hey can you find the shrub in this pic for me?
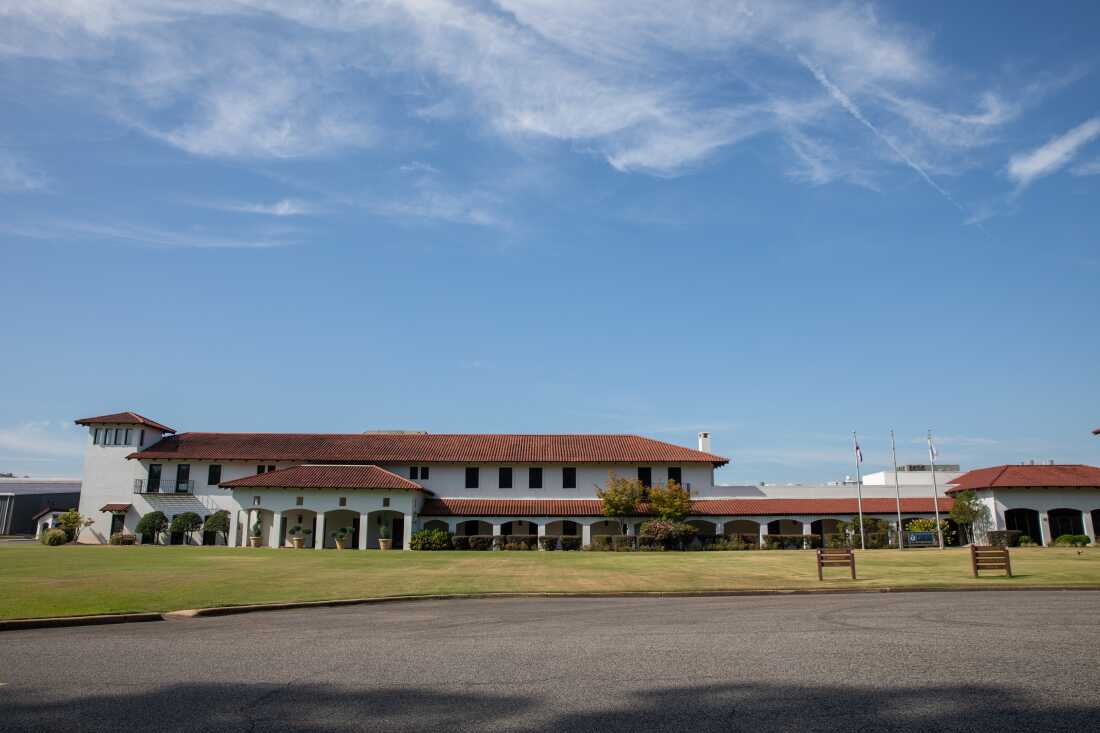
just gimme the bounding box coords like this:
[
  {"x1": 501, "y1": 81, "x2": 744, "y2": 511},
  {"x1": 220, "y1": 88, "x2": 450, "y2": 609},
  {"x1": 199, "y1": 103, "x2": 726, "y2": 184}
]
[
  {"x1": 763, "y1": 534, "x2": 809, "y2": 550},
  {"x1": 1054, "y1": 534, "x2": 1091, "y2": 547},
  {"x1": 468, "y1": 535, "x2": 493, "y2": 551},
  {"x1": 55, "y1": 509, "x2": 93, "y2": 543},
  {"x1": 539, "y1": 536, "x2": 559, "y2": 551},
  {"x1": 987, "y1": 530, "x2": 1023, "y2": 548},
  {"x1": 136, "y1": 511, "x2": 169, "y2": 545},
  {"x1": 410, "y1": 528, "x2": 452, "y2": 551},
  {"x1": 41, "y1": 528, "x2": 68, "y2": 546},
  {"x1": 451, "y1": 535, "x2": 470, "y2": 550},
  {"x1": 109, "y1": 532, "x2": 135, "y2": 545},
  {"x1": 638, "y1": 520, "x2": 697, "y2": 550},
  {"x1": 1018, "y1": 535, "x2": 1036, "y2": 547},
  {"x1": 904, "y1": 518, "x2": 956, "y2": 547},
  {"x1": 611, "y1": 535, "x2": 636, "y2": 551},
  {"x1": 560, "y1": 536, "x2": 582, "y2": 551},
  {"x1": 170, "y1": 512, "x2": 203, "y2": 543},
  {"x1": 503, "y1": 537, "x2": 536, "y2": 551}
]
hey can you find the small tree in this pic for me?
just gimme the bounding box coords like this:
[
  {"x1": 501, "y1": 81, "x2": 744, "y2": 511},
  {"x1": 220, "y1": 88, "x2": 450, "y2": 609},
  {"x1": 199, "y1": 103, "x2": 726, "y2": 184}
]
[
  {"x1": 203, "y1": 510, "x2": 231, "y2": 545},
  {"x1": 136, "y1": 511, "x2": 169, "y2": 545},
  {"x1": 948, "y1": 490, "x2": 990, "y2": 545},
  {"x1": 170, "y1": 512, "x2": 203, "y2": 545},
  {"x1": 835, "y1": 516, "x2": 893, "y2": 549},
  {"x1": 647, "y1": 480, "x2": 693, "y2": 522},
  {"x1": 596, "y1": 472, "x2": 642, "y2": 534},
  {"x1": 55, "y1": 508, "x2": 94, "y2": 543}
]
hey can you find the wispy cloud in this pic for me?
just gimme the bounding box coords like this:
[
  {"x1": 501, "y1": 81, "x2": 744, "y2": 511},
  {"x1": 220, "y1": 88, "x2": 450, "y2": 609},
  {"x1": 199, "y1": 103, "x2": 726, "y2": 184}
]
[
  {"x1": 5, "y1": 220, "x2": 293, "y2": 249},
  {"x1": 204, "y1": 198, "x2": 317, "y2": 217},
  {"x1": 1008, "y1": 116, "x2": 1100, "y2": 188},
  {"x1": 0, "y1": 151, "x2": 49, "y2": 192},
  {"x1": 400, "y1": 161, "x2": 440, "y2": 175},
  {"x1": 0, "y1": 421, "x2": 84, "y2": 460}
]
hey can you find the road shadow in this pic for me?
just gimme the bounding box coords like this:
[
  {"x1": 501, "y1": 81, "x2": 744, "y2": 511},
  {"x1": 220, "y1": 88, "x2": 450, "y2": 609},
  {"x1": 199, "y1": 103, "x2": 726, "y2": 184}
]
[{"x1": 1, "y1": 680, "x2": 1094, "y2": 732}]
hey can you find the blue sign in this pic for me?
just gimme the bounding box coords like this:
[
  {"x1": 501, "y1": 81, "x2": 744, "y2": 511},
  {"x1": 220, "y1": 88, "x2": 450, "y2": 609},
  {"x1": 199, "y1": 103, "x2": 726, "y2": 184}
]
[{"x1": 907, "y1": 531, "x2": 937, "y2": 547}]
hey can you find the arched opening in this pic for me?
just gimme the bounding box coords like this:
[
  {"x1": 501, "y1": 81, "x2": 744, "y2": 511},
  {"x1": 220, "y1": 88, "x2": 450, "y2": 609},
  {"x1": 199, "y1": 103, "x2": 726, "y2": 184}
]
[
  {"x1": 1004, "y1": 508, "x2": 1041, "y2": 545},
  {"x1": 284, "y1": 509, "x2": 318, "y2": 548},
  {"x1": 686, "y1": 520, "x2": 717, "y2": 536},
  {"x1": 455, "y1": 520, "x2": 492, "y2": 537},
  {"x1": 545, "y1": 520, "x2": 579, "y2": 537},
  {"x1": 423, "y1": 519, "x2": 450, "y2": 533},
  {"x1": 723, "y1": 519, "x2": 760, "y2": 546},
  {"x1": 1048, "y1": 508, "x2": 1084, "y2": 541},
  {"x1": 811, "y1": 518, "x2": 843, "y2": 546},
  {"x1": 365, "y1": 510, "x2": 404, "y2": 548},
  {"x1": 321, "y1": 509, "x2": 360, "y2": 549},
  {"x1": 589, "y1": 519, "x2": 623, "y2": 536},
  {"x1": 501, "y1": 520, "x2": 537, "y2": 537},
  {"x1": 767, "y1": 519, "x2": 802, "y2": 535}
]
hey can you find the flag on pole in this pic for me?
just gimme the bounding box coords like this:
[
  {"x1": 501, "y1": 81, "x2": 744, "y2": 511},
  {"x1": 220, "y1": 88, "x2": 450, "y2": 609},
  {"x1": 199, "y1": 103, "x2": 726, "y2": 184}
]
[
  {"x1": 927, "y1": 435, "x2": 938, "y2": 462},
  {"x1": 854, "y1": 437, "x2": 863, "y2": 464}
]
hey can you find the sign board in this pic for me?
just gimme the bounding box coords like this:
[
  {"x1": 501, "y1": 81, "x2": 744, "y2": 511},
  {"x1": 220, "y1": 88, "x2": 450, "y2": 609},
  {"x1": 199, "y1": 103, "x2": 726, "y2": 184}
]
[{"x1": 907, "y1": 531, "x2": 938, "y2": 547}]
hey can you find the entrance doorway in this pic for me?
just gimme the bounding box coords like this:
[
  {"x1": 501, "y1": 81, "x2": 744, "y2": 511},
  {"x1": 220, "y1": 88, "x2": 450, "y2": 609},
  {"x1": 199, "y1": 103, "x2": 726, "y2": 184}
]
[
  {"x1": 110, "y1": 513, "x2": 125, "y2": 536},
  {"x1": 1048, "y1": 509, "x2": 1084, "y2": 540},
  {"x1": 391, "y1": 517, "x2": 403, "y2": 548},
  {"x1": 1004, "y1": 508, "x2": 1041, "y2": 544}
]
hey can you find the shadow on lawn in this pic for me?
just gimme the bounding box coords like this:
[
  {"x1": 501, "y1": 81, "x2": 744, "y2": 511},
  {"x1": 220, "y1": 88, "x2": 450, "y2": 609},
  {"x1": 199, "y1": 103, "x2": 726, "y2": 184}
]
[{"x1": 2, "y1": 679, "x2": 1094, "y2": 732}]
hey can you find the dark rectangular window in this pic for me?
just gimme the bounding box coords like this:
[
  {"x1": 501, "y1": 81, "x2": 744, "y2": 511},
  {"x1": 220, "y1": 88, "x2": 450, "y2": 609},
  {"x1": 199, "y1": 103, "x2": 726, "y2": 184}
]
[
  {"x1": 638, "y1": 467, "x2": 652, "y2": 487},
  {"x1": 267, "y1": 465, "x2": 275, "y2": 473},
  {"x1": 420, "y1": 466, "x2": 429, "y2": 480},
  {"x1": 529, "y1": 467, "x2": 543, "y2": 489},
  {"x1": 562, "y1": 467, "x2": 577, "y2": 489},
  {"x1": 410, "y1": 466, "x2": 419, "y2": 479},
  {"x1": 499, "y1": 467, "x2": 513, "y2": 489},
  {"x1": 139, "y1": 430, "x2": 144, "y2": 446},
  {"x1": 465, "y1": 467, "x2": 479, "y2": 489},
  {"x1": 176, "y1": 464, "x2": 190, "y2": 492},
  {"x1": 93, "y1": 428, "x2": 101, "y2": 444},
  {"x1": 257, "y1": 465, "x2": 266, "y2": 474},
  {"x1": 148, "y1": 464, "x2": 162, "y2": 492},
  {"x1": 668, "y1": 467, "x2": 682, "y2": 485},
  {"x1": 124, "y1": 429, "x2": 132, "y2": 444},
  {"x1": 208, "y1": 464, "x2": 222, "y2": 485},
  {"x1": 105, "y1": 429, "x2": 115, "y2": 445}
]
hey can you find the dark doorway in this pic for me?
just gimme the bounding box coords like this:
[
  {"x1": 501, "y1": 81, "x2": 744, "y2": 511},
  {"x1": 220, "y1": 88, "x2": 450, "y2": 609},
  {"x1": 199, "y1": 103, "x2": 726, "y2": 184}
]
[
  {"x1": 202, "y1": 531, "x2": 217, "y2": 546},
  {"x1": 175, "y1": 464, "x2": 190, "y2": 493},
  {"x1": 1092, "y1": 510, "x2": 1100, "y2": 541},
  {"x1": 391, "y1": 517, "x2": 404, "y2": 548},
  {"x1": 110, "y1": 513, "x2": 125, "y2": 536},
  {"x1": 352, "y1": 517, "x2": 361, "y2": 549},
  {"x1": 1004, "y1": 508, "x2": 1042, "y2": 544},
  {"x1": 560, "y1": 520, "x2": 578, "y2": 536},
  {"x1": 169, "y1": 531, "x2": 184, "y2": 545},
  {"x1": 1048, "y1": 508, "x2": 1084, "y2": 540}
]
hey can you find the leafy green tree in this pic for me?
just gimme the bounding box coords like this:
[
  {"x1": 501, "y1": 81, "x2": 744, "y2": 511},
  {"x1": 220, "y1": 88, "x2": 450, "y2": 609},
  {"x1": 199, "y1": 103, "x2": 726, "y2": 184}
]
[
  {"x1": 170, "y1": 512, "x2": 203, "y2": 544},
  {"x1": 55, "y1": 509, "x2": 93, "y2": 543},
  {"x1": 905, "y1": 518, "x2": 956, "y2": 546},
  {"x1": 203, "y1": 510, "x2": 231, "y2": 545},
  {"x1": 136, "y1": 510, "x2": 169, "y2": 545},
  {"x1": 646, "y1": 480, "x2": 693, "y2": 522},
  {"x1": 948, "y1": 490, "x2": 990, "y2": 545},
  {"x1": 596, "y1": 472, "x2": 642, "y2": 534},
  {"x1": 835, "y1": 516, "x2": 894, "y2": 549}
]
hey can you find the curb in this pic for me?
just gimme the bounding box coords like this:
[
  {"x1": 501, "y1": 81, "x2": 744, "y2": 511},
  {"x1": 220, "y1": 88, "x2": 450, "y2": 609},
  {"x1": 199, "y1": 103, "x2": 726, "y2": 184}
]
[{"x1": 6, "y1": 585, "x2": 1100, "y2": 631}]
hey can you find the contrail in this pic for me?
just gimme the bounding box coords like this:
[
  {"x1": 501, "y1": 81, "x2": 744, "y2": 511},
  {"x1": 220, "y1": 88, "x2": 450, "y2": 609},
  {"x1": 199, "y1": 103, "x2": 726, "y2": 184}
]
[{"x1": 798, "y1": 55, "x2": 964, "y2": 212}]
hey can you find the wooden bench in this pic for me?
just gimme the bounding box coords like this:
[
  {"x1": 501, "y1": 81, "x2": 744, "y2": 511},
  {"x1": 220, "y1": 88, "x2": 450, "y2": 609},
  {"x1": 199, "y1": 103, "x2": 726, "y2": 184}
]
[
  {"x1": 971, "y1": 545, "x2": 1012, "y2": 577},
  {"x1": 817, "y1": 547, "x2": 856, "y2": 580}
]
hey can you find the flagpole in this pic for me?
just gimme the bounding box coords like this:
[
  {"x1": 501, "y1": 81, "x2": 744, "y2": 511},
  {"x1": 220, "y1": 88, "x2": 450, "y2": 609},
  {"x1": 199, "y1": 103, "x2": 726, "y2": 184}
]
[
  {"x1": 928, "y1": 429, "x2": 944, "y2": 549},
  {"x1": 853, "y1": 431, "x2": 865, "y2": 551},
  {"x1": 891, "y1": 429, "x2": 904, "y2": 550}
]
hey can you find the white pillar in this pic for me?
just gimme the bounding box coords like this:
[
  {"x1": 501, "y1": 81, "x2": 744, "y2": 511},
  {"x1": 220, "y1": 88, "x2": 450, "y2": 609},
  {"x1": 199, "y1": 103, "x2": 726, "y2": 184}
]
[
  {"x1": 245, "y1": 509, "x2": 256, "y2": 546},
  {"x1": 358, "y1": 512, "x2": 369, "y2": 550},
  {"x1": 802, "y1": 519, "x2": 813, "y2": 549},
  {"x1": 490, "y1": 521, "x2": 502, "y2": 549},
  {"x1": 713, "y1": 520, "x2": 724, "y2": 536},
  {"x1": 402, "y1": 514, "x2": 413, "y2": 549},
  {"x1": 581, "y1": 522, "x2": 592, "y2": 547},
  {"x1": 1039, "y1": 510, "x2": 1051, "y2": 546},
  {"x1": 228, "y1": 511, "x2": 239, "y2": 548},
  {"x1": 1083, "y1": 510, "x2": 1096, "y2": 542},
  {"x1": 759, "y1": 520, "x2": 768, "y2": 548},
  {"x1": 315, "y1": 512, "x2": 326, "y2": 550},
  {"x1": 269, "y1": 511, "x2": 283, "y2": 548}
]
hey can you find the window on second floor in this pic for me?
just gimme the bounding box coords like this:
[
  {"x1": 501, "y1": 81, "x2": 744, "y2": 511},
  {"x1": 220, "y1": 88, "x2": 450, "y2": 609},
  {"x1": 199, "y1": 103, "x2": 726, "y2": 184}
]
[
  {"x1": 410, "y1": 466, "x2": 430, "y2": 480},
  {"x1": 465, "y1": 467, "x2": 479, "y2": 489},
  {"x1": 208, "y1": 464, "x2": 222, "y2": 485},
  {"x1": 668, "y1": 466, "x2": 682, "y2": 486},
  {"x1": 562, "y1": 467, "x2": 577, "y2": 489},
  {"x1": 499, "y1": 467, "x2": 513, "y2": 489},
  {"x1": 529, "y1": 467, "x2": 543, "y2": 489},
  {"x1": 257, "y1": 464, "x2": 275, "y2": 474},
  {"x1": 93, "y1": 428, "x2": 101, "y2": 445},
  {"x1": 638, "y1": 467, "x2": 652, "y2": 487},
  {"x1": 420, "y1": 466, "x2": 429, "y2": 480},
  {"x1": 124, "y1": 429, "x2": 132, "y2": 445}
]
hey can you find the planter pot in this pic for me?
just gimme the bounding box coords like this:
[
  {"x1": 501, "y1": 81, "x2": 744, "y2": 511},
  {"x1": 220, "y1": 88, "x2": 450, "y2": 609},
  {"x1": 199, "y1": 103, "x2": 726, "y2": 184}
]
[
  {"x1": 335, "y1": 539, "x2": 347, "y2": 550},
  {"x1": 378, "y1": 539, "x2": 393, "y2": 551},
  {"x1": 249, "y1": 536, "x2": 263, "y2": 548},
  {"x1": 291, "y1": 537, "x2": 305, "y2": 549}
]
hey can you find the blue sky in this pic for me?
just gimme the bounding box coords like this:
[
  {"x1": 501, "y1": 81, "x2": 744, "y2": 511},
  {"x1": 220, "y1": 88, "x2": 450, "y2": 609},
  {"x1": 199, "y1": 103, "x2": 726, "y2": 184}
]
[{"x1": 1, "y1": 1, "x2": 1098, "y2": 482}]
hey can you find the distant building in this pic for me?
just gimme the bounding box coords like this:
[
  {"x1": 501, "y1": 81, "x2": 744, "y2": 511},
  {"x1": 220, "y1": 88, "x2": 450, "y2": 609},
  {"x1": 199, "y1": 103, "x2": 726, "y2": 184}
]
[{"x1": 0, "y1": 479, "x2": 82, "y2": 536}]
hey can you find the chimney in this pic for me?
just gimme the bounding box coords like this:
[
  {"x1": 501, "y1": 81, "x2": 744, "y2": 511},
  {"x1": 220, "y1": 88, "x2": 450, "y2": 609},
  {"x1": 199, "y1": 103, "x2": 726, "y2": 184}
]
[{"x1": 698, "y1": 431, "x2": 711, "y2": 453}]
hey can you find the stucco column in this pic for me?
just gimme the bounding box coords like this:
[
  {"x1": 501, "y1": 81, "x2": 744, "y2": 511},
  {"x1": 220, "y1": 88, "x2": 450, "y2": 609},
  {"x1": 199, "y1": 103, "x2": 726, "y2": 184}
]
[
  {"x1": 1084, "y1": 511, "x2": 1096, "y2": 541},
  {"x1": 490, "y1": 521, "x2": 502, "y2": 549},
  {"x1": 269, "y1": 511, "x2": 283, "y2": 548},
  {"x1": 245, "y1": 509, "x2": 256, "y2": 546},
  {"x1": 403, "y1": 514, "x2": 413, "y2": 550},
  {"x1": 758, "y1": 520, "x2": 768, "y2": 548},
  {"x1": 315, "y1": 512, "x2": 326, "y2": 550},
  {"x1": 802, "y1": 520, "x2": 813, "y2": 549},
  {"x1": 358, "y1": 513, "x2": 369, "y2": 550},
  {"x1": 713, "y1": 520, "x2": 724, "y2": 536},
  {"x1": 228, "y1": 511, "x2": 239, "y2": 548},
  {"x1": 1039, "y1": 511, "x2": 1051, "y2": 546},
  {"x1": 581, "y1": 522, "x2": 592, "y2": 547}
]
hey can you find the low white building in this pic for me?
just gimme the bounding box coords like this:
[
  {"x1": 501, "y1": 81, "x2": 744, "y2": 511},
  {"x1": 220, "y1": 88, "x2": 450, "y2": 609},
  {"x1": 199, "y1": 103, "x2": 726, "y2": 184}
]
[{"x1": 73, "y1": 410, "x2": 1099, "y2": 548}]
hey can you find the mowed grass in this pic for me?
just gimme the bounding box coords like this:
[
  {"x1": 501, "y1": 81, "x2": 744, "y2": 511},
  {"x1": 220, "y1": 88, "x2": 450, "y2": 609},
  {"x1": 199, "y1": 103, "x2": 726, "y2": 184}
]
[{"x1": 2, "y1": 544, "x2": 1099, "y2": 620}]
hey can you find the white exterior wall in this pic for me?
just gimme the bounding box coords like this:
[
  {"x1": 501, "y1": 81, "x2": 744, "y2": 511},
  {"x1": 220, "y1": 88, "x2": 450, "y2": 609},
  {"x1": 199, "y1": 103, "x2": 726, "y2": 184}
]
[
  {"x1": 76, "y1": 424, "x2": 156, "y2": 543},
  {"x1": 706, "y1": 482, "x2": 953, "y2": 500},
  {"x1": 990, "y1": 487, "x2": 1100, "y2": 545}
]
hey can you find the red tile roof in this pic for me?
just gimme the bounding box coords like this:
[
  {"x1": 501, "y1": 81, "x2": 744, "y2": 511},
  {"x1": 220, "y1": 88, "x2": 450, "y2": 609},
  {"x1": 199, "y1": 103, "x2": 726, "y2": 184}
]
[
  {"x1": 220, "y1": 465, "x2": 423, "y2": 491},
  {"x1": 419, "y1": 497, "x2": 953, "y2": 517},
  {"x1": 946, "y1": 464, "x2": 1100, "y2": 494},
  {"x1": 31, "y1": 506, "x2": 61, "y2": 520},
  {"x1": 130, "y1": 433, "x2": 728, "y2": 465},
  {"x1": 75, "y1": 412, "x2": 176, "y2": 434},
  {"x1": 99, "y1": 503, "x2": 133, "y2": 512}
]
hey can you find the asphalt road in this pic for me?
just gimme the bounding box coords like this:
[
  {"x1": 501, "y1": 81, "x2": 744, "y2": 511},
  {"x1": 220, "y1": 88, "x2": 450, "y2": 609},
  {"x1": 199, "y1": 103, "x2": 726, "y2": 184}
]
[{"x1": 2, "y1": 591, "x2": 1098, "y2": 731}]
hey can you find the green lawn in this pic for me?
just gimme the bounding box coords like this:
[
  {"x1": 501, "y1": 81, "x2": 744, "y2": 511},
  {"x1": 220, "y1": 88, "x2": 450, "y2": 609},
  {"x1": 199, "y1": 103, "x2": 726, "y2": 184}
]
[{"x1": 2, "y1": 544, "x2": 1099, "y2": 620}]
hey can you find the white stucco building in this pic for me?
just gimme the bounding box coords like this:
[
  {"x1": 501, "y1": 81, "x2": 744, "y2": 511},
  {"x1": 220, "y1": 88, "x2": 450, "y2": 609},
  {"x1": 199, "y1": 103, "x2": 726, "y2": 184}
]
[{"x1": 72, "y1": 411, "x2": 1100, "y2": 549}]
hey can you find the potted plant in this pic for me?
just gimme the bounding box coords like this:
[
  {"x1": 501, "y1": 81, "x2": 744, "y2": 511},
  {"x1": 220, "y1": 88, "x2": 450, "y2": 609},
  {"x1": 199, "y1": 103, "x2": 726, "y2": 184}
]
[
  {"x1": 288, "y1": 525, "x2": 312, "y2": 549},
  {"x1": 331, "y1": 526, "x2": 353, "y2": 550},
  {"x1": 378, "y1": 521, "x2": 393, "y2": 551},
  {"x1": 249, "y1": 519, "x2": 263, "y2": 548}
]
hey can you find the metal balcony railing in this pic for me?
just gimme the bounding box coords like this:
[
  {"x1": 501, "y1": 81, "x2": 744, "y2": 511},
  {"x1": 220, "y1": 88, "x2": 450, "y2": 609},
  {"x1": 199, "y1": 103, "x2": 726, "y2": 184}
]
[{"x1": 134, "y1": 479, "x2": 194, "y2": 494}]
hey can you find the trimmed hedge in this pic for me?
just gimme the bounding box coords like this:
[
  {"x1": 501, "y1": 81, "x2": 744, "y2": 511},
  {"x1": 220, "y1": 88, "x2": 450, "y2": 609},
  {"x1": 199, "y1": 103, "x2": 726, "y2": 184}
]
[
  {"x1": 41, "y1": 528, "x2": 67, "y2": 546},
  {"x1": 559, "y1": 537, "x2": 582, "y2": 551},
  {"x1": 410, "y1": 528, "x2": 452, "y2": 551},
  {"x1": 987, "y1": 530, "x2": 1023, "y2": 548},
  {"x1": 538, "y1": 536, "x2": 559, "y2": 551},
  {"x1": 1054, "y1": 534, "x2": 1092, "y2": 547},
  {"x1": 108, "y1": 532, "x2": 137, "y2": 545},
  {"x1": 763, "y1": 534, "x2": 821, "y2": 549}
]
